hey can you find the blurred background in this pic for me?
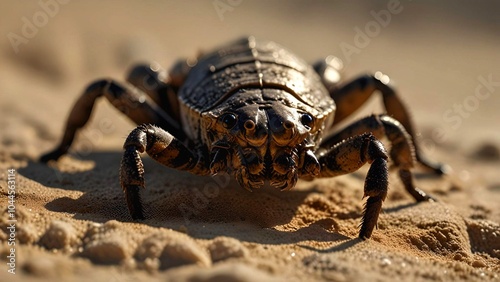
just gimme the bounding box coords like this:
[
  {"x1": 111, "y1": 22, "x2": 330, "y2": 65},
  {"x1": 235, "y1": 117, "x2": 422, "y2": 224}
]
[{"x1": 1, "y1": 0, "x2": 499, "y2": 164}]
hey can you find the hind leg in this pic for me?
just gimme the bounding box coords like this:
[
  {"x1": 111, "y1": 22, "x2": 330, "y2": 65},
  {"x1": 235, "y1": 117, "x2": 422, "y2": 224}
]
[
  {"x1": 314, "y1": 57, "x2": 447, "y2": 174},
  {"x1": 125, "y1": 62, "x2": 169, "y2": 106},
  {"x1": 126, "y1": 59, "x2": 194, "y2": 121},
  {"x1": 40, "y1": 78, "x2": 184, "y2": 162}
]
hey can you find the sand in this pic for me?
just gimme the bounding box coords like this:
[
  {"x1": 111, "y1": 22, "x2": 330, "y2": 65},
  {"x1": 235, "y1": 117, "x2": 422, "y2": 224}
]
[{"x1": 1, "y1": 1, "x2": 499, "y2": 281}]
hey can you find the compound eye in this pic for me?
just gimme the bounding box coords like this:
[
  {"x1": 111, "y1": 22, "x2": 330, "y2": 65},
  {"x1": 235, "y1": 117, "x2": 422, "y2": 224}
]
[
  {"x1": 300, "y1": 113, "x2": 314, "y2": 129},
  {"x1": 220, "y1": 113, "x2": 238, "y2": 129}
]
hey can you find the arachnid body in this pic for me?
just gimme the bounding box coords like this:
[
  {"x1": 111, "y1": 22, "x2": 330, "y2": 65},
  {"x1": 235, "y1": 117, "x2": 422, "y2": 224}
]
[{"x1": 41, "y1": 37, "x2": 445, "y2": 239}]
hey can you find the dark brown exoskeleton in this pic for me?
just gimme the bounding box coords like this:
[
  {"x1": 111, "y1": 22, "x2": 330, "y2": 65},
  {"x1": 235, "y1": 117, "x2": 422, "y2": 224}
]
[{"x1": 41, "y1": 37, "x2": 446, "y2": 239}]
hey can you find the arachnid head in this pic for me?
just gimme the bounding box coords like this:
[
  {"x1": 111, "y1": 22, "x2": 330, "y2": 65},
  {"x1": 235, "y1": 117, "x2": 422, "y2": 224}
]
[{"x1": 203, "y1": 89, "x2": 328, "y2": 191}]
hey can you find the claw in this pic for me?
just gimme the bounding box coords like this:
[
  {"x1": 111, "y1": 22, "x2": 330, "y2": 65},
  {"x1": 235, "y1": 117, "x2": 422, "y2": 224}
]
[
  {"x1": 302, "y1": 150, "x2": 320, "y2": 176},
  {"x1": 271, "y1": 168, "x2": 298, "y2": 191},
  {"x1": 235, "y1": 167, "x2": 264, "y2": 192},
  {"x1": 273, "y1": 153, "x2": 295, "y2": 175},
  {"x1": 210, "y1": 148, "x2": 229, "y2": 175},
  {"x1": 40, "y1": 149, "x2": 65, "y2": 163},
  {"x1": 417, "y1": 154, "x2": 451, "y2": 175}
]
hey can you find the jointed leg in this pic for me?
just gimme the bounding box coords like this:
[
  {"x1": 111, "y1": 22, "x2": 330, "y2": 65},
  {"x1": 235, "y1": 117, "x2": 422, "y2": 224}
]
[
  {"x1": 315, "y1": 58, "x2": 445, "y2": 174},
  {"x1": 39, "y1": 81, "x2": 105, "y2": 162},
  {"x1": 126, "y1": 62, "x2": 169, "y2": 106},
  {"x1": 317, "y1": 115, "x2": 434, "y2": 238},
  {"x1": 317, "y1": 133, "x2": 389, "y2": 239},
  {"x1": 127, "y1": 58, "x2": 195, "y2": 121},
  {"x1": 321, "y1": 114, "x2": 434, "y2": 201},
  {"x1": 120, "y1": 124, "x2": 209, "y2": 219},
  {"x1": 40, "y1": 78, "x2": 183, "y2": 162}
]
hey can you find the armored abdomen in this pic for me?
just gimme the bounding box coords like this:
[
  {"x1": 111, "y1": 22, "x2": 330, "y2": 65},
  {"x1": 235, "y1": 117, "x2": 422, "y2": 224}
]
[{"x1": 178, "y1": 37, "x2": 334, "y2": 115}]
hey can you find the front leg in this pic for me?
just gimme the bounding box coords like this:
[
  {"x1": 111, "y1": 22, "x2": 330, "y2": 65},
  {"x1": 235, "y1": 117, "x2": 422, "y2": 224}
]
[
  {"x1": 317, "y1": 133, "x2": 389, "y2": 239},
  {"x1": 120, "y1": 124, "x2": 209, "y2": 219}
]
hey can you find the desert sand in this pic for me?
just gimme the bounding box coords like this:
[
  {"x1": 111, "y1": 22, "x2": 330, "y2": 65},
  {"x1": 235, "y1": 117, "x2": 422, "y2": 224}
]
[{"x1": 1, "y1": 1, "x2": 499, "y2": 281}]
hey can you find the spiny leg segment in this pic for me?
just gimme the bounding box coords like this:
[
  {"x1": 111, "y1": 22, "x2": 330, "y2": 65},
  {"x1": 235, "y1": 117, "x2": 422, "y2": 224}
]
[
  {"x1": 317, "y1": 114, "x2": 434, "y2": 238},
  {"x1": 317, "y1": 132, "x2": 389, "y2": 239},
  {"x1": 120, "y1": 124, "x2": 209, "y2": 219}
]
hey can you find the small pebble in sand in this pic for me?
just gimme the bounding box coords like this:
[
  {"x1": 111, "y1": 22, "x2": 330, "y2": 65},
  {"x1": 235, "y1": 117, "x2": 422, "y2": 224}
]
[
  {"x1": 452, "y1": 251, "x2": 469, "y2": 261},
  {"x1": 381, "y1": 258, "x2": 392, "y2": 267},
  {"x1": 80, "y1": 221, "x2": 135, "y2": 264},
  {"x1": 135, "y1": 233, "x2": 167, "y2": 261},
  {"x1": 471, "y1": 259, "x2": 487, "y2": 268},
  {"x1": 135, "y1": 231, "x2": 211, "y2": 270},
  {"x1": 208, "y1": 236, "x2": 249, "y2": 262},
  {"x1": 141, "y1": 257, "x2": 160, "y2": 273},
  {"x1": 39, "y1": 220, "x2": 78, "y2": 250},
  {"x1": 81, "y1": 233, "x2": 130, "y2": 264},
  {"x1": 159, "y1": 237, "x2": 211, "y2": 270},
  {"x1": 17, "y1": 223, "x2": 39, "y2": 244}
]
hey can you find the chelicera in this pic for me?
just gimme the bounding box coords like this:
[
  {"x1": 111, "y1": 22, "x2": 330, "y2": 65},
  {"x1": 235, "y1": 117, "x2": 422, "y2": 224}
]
[{"x1": 41, "y1": 37, "x2": 446, "y2": 239}]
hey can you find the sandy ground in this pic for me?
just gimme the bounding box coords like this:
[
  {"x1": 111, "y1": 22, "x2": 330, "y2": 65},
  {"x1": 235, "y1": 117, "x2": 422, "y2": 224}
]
[{"x1": 1, "y1": 1, "x2": 499, "y2": 281}]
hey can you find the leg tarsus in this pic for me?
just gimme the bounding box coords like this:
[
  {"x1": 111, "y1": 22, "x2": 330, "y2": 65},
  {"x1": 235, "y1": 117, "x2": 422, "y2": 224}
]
[
  {"x1": 359, "y1": 195, "x2": 384, "y2": 240},
  {"x1": 416, "y1": 155, "x2": 450, "y2": 175},
  {"x1": 399, "y1": 169, "x2": 435, "y2": 202},
  {"x1": 359, "y1": 145, "x2": 389, "y2": 239},
  {"x1": 359, "y1": 158, "x2": 388, "y2": 240},
  {"x1": 125, "y1": 185, "x2": 145, "y2": 220},
  {"x1": 120, "y1": 145, "x2": 146, "y2": 220},
  {"x1": 40, "y1": 149, "x2": 67, "y2": 163},
  {"x1": 318, "y1": 133, "x2": 389, "y2": 239},
  {"x1": 39, "y1": 80, "x2": 108, "y2": 162},
  {"x1": 120, "y1": 124, "x2": 209, "y2": 220}
]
